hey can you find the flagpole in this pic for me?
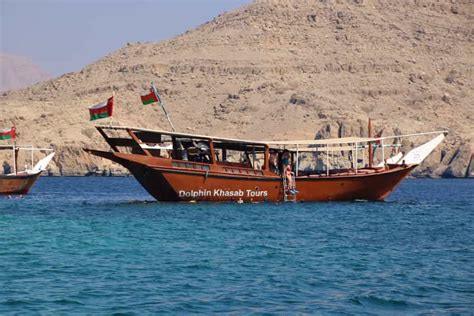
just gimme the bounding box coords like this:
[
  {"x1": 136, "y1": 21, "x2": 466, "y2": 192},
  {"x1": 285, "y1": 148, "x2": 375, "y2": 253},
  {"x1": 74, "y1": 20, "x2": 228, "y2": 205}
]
[
  {"x1": 151, "y1": 83, "x2": 176, "y2": 132},
  {"x1": 109, "y1": 87, "x2": 114, "y2": 127}
]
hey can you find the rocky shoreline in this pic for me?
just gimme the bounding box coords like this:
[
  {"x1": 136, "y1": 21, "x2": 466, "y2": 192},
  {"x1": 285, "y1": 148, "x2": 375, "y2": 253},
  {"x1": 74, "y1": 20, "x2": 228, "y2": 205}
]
[{"x1": 42, "y1": 136, "x2": 474, "y2": 178}]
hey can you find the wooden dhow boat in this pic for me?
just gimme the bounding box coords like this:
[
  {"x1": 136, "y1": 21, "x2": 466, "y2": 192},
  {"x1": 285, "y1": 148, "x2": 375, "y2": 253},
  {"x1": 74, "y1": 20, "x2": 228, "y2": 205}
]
[
  {"x1": 84, "y1": 125, "x2": 446, "y2": 202},
  {"x1": 0, "y1": 145, "x2": 55, "y2": 195}
]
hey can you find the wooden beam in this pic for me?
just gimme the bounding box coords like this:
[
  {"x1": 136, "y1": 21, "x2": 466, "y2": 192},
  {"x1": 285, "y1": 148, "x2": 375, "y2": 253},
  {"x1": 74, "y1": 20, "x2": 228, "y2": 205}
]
[
  {"x1": 209, "y1": 139, "x2": 216, "y2": 164},
  {"x1": 127, "y1": 129, "x2": 151, "y2": 157},
  {"x1": 96, "y1": 126, "x2": 119, "y2": 152}
]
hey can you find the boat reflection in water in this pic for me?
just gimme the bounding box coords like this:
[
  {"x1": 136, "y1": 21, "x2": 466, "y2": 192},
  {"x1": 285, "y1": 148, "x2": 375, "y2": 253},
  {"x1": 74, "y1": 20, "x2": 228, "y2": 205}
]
[{"x1": 84, "y1": 125, "x2": 446, "y2": 202}]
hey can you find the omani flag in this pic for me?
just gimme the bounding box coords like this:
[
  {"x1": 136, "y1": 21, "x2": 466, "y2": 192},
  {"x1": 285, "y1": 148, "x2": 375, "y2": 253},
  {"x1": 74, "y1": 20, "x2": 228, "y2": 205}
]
[
  {"x1": 0, "y1": 127, "x2": 16, "y2": 140},
  {"x1": 140, "y1": 88, "x2": 161, "y2": 105},
  {"x1": 89, "y1": 96, "x2": 114, "y2": 121}
]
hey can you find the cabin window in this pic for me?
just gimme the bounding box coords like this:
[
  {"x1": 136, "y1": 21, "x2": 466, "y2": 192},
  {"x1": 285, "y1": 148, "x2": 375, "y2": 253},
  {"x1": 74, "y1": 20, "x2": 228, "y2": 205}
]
[
  {"x1": 223, "y1": 149, "x2": 252, "y2": 168},
  {"x1": 97, "y1": 129, "x2": 175, "y2": 159},
  {"x1": 213, "y1": 142, "x2": 266, "y2": 171},
  {"x1": 141, "y1": 134, "x2": 173, "y2": 158},
  {"x1": 172, "y1": 137, "x2": 212, "y2": 164}
]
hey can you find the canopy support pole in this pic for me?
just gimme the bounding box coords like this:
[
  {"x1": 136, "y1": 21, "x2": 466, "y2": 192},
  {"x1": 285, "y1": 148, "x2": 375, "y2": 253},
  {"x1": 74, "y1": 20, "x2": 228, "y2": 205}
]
[
  {"x1": 12, "y1": 144, "x2": 16, "y2": 174},
  {"x1": 263, "y1": 145, "x2": 269, "y2": 171},
  {"x1": 315, "y1": 150, "x2": 318, "y2": 172},
  {"x1": 326, "y1": 144, "x2": 329, "y2": 176},
  {"x1": 382, "y1": 139, "x2": 385, "y2": 168},
  {"x1": 352, "y1": 144, "x2": 355, "y2": 170},
  {"x1": 14, "y1": 146, "x2": 19, "y2": 175},
  {"x1": 295, "y1": 144, "x2": 299, "y2": 177},
  {"x1": 355, "y1": 142, "x2": 358, "y2": 173},
  {"x1": 362, "y1": 148, "x2": 365, "y2": 167},
  {"x1": 368, "y1": 119, "x2": 373, "y2": 168}
]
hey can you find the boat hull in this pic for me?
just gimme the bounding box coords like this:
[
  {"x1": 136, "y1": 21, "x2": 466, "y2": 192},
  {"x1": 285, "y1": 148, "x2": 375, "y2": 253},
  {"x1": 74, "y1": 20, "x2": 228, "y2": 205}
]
[
  {"x1": 85, "y1": 150, "x2": 415, "y2": 202},
  {"x1": 0, "y1": 172, "x2": 42, "y2": 195},
  {"x1": 294, "y1": 168, "x2": 414, "y2": 201}
]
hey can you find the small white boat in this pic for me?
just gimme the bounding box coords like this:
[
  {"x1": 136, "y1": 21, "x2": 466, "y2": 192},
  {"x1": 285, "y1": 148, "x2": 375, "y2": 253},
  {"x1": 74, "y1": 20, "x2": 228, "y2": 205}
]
[{"x1": 0, "y1": 145, "x2": 55, "y2": 195}]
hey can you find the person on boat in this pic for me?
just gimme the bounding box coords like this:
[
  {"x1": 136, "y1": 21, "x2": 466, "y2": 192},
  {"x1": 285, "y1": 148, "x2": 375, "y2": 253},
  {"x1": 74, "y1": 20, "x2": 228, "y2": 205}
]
[
  {"x1": 285, "y1": 165, "x2": 297, "y2": 194},
  {"x1": 281, "y1": 149, "x2": 290, "y2": 171},
  {"x1": 269, "y1": 152, "x2": 279, "y2": 174},
  {"x1": 2, "y1": 161, "x2": 11, "y2": 175},
  {"x1": 175, "y1": 140, "x2": 188, "y2": 161},
  {"x1": 240, "y1": 153, "x2": 251, "y2": 168},
  {"x1": 187, "y1": 146, "x2": 199, "y2": 162},
  {"x1": 182, "y1": 148, "x2": 188, "y2": 161},
  {"x1": 197, "y1": 142, "x2": 211, "y2": 163}
]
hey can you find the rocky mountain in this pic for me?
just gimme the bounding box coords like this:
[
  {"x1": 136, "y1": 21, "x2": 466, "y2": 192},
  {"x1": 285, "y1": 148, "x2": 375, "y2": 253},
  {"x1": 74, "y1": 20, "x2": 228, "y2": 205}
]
[
  {"x1": 0, "y1": 0, "x2": 472, "y2": 177},
  {"x1": 0, "y1": 53, "x2": 51, "y2": 92}
]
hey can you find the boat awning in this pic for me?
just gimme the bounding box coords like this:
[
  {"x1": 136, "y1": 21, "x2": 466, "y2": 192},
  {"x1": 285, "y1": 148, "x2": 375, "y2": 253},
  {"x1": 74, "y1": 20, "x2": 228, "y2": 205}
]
[
  {"x1": 266, "y1": 137, "x2": 372, "y2": 146},
  {"x1": 96, "y1": 125, "x2": 374, "y2": 146},
  {"x1": 289, "y1": 145, "x2": 359, "y2": 152},
  {"x1": 96, "y1": 126, "x2": 447, "y2": 148},
  {"x1": 96, "y1": 125, "x2": 269, "y2": 146}
]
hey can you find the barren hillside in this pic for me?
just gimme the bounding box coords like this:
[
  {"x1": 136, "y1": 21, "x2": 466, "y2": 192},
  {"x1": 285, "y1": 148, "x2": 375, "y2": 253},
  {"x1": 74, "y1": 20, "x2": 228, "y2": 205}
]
[{"x1": 1, "y1": 0, "x2": 472, "y2": 176}]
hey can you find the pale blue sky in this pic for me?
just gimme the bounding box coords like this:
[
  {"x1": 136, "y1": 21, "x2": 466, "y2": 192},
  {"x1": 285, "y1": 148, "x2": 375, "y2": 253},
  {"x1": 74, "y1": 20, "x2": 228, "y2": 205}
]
[{"x1": 0, "y1": 0, "x2": 251, "y2": 77}]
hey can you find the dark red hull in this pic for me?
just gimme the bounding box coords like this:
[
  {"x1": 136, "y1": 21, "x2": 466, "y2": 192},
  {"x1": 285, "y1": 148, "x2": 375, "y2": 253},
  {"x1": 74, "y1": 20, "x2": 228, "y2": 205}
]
[
  {"x1": 0, "y1": 172, "x2": 42, "y2": 195},
  {"x1": 86, "y1": 149, "x2": 415, "y2": 202}
]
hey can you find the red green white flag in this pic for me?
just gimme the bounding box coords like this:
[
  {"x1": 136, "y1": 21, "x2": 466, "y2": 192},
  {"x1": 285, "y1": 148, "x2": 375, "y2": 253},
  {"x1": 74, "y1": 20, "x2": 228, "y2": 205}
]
[
  {"x1": 89, "y1": 96, "x2": 114, "y2": 121},
  {"x1": 140, "y1": 88, "x2": 161, "y2": 105},
  {"x1": 0, "y1": 127, "x2": 16, "y2": 140}
]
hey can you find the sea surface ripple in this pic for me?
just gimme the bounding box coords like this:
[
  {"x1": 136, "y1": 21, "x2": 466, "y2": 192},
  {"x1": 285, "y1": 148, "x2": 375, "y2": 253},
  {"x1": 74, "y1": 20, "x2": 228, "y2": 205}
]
[{"x1": 0, "y1": 178, "x2": 473, "y2": 314}]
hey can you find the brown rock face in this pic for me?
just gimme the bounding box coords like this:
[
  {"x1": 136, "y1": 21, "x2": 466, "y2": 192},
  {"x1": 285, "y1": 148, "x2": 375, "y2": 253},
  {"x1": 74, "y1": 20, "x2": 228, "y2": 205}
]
[
  {"x1": 0, "y1": 0, "x2": 472, "y2": 176},
  {"x1": 439, "y1": 144, "x2": 473, "y2": 178}
]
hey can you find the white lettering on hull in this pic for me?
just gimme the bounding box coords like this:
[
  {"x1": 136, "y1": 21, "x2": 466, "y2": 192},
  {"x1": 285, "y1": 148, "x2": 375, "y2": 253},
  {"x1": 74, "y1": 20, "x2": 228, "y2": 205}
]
[
  {"x1": 178, "y1": 189, "x2": 268, "y2": 199},
  {"x1": 178, "y1": 189, "x2": 212, "y2": 198}
]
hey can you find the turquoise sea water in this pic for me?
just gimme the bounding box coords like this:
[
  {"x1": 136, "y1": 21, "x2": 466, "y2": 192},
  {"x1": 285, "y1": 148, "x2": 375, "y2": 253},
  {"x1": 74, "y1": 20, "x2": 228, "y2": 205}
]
[{"x1": 0, "y1": 178, "x2": 473, "y2": 314}]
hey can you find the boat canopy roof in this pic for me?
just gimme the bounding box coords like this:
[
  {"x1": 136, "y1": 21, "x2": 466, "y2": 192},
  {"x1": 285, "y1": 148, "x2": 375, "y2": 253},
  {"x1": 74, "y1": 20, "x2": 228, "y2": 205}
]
[
  {"x1": 97, "y1": 125, "x2": 268, "y2": 146},
  {"x1": 0, "y1": 144, "x2": 54, "y2": 151},
  {"x1": 96, "y1": 125, "x2": 447, "y2": 149}
]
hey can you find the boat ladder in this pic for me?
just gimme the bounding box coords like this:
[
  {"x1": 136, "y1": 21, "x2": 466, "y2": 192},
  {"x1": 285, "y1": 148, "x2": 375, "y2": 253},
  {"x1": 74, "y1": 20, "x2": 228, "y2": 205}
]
[{"x1": 282, "y1": 173, "x2": 297, "y2": 202}]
